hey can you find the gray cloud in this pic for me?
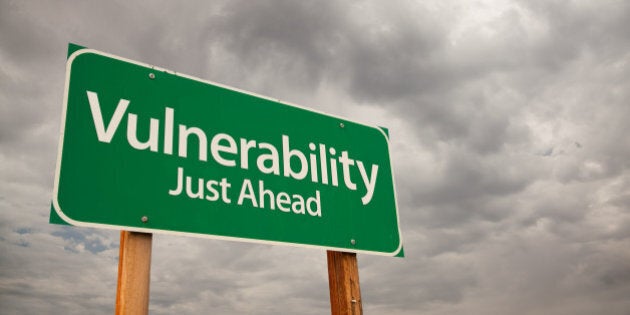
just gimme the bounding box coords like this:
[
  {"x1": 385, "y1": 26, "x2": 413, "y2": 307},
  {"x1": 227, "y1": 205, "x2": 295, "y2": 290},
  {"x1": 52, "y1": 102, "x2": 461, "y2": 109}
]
[{"x1": 2, "y1": 0, "x2": 630, "y2": 314}]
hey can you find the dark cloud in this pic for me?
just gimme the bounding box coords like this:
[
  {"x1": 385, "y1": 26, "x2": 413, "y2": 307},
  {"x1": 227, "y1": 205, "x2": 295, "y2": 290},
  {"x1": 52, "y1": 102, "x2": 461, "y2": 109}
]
[
  {"x1": 2, "y1": 0, "x2": 630, "y2": 314},
  {"x1": 211, "y1": 1, "x2": 344, "y2": 82}
]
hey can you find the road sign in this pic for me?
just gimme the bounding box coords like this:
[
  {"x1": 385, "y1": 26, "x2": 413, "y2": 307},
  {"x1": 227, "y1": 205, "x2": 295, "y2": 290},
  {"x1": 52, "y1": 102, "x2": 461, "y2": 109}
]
[{"x1": 51, "y1": 44, "x2": 403, "y2": 256}]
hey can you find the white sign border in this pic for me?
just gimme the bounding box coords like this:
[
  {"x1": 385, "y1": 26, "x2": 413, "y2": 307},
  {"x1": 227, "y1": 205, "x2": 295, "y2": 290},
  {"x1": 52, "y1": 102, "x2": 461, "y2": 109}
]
[{"x1": 52, "y1": 47, "x2": 404, "y2": 257}]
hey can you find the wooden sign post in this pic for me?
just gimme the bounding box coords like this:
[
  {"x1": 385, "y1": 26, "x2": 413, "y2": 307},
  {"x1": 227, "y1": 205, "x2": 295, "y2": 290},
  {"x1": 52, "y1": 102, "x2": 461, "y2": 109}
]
[
  {"x1": 52, "y1": 45, "x2": 401, "y2": 315},
  {"x1": 327, "y1": 251, "x2": 363, "y2": 315},
  {"x1": 115, "y1": 231, "x2": 153, "y2": 315}
]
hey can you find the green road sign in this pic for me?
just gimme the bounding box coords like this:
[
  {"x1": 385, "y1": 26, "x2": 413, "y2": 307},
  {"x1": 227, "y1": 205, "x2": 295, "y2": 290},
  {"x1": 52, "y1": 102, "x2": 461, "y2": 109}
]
[{"x1": 51, "y1": 44, "x2": 403, "y2": 256}]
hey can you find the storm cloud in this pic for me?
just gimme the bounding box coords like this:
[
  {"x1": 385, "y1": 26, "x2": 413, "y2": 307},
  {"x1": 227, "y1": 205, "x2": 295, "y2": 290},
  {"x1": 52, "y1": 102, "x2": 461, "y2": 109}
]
[{"x1": 1, "y1": 0, "x2": 630, "y2": 314}]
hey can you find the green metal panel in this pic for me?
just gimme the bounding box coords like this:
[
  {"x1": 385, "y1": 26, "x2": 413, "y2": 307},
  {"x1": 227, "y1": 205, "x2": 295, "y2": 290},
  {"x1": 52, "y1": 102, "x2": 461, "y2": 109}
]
[{"x1": 51, "y1": 45, "x2": 403, "y2": 256}]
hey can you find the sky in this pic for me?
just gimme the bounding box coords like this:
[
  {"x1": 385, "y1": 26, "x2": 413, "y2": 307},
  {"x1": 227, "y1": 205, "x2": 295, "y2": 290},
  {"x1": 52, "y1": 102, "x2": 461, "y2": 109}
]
[{"x1": 1, "y1": 0, "x2": 630, "y2": 314}]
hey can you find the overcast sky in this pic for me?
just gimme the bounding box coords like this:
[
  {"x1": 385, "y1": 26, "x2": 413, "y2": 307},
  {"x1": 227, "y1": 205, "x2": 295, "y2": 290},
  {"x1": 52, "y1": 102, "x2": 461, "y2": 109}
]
[{"x1": 1, "y1": 0, "x2": 630, "y2": 314}]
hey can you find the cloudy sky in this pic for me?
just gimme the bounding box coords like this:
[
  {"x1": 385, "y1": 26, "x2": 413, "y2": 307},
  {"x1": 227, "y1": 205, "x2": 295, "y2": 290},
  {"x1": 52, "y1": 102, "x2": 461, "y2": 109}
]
[{"x1": 1, "y1": 0, "x2": 630, "y2": 314}]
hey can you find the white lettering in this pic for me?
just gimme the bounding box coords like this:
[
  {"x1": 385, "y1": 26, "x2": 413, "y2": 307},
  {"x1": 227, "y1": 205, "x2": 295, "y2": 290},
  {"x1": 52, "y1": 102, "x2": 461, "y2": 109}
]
[
  {"x1": 257, "y1": 143, "x2": 280, "y2": 175},
  {"x1": 282, "y1": 135, "x2": 308, "y2": 180},
  {"x1": 86, "y1": 91, "x2": 129, "y2": 143},
  {"x1": 168, "y1": 167, "x2": 184, "y2": 196},
  {"x1": 237, "y1": 179, "x2": 257, "y2": 207},
  {"x1": 357, "y1": 161, "x2": 379, "y2": 205},
  {"x1": 127, "y1": 114, "x2": 159, "y2": 152},
  {"x1": 338, "y1": 151, "x2": 356, "y2": 190},
  {"x1": 164, "y1": 107, "x2": 174, "y2": 155},
  {"x1": 211, "y1": 133, "x2": 237, "y2": 167},
  {"x1": 240, "y1": 138, "x2": 257, "y2": 169},
  {"x1": 85, "y1": 92, "x2": 383, "y2": 207},
  {"x1": 178, "y1": 125, "x2": 208, "y2": 161}
]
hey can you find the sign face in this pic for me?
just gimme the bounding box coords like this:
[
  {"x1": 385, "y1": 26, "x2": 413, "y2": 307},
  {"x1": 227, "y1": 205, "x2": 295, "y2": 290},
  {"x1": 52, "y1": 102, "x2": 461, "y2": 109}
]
[{"x1": 52, "y1": 45, "x2": 403, "y2": 256}]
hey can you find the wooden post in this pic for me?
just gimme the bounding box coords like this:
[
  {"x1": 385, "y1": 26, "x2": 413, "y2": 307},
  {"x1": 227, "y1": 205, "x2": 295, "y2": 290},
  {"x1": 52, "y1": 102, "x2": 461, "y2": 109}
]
[
  {"x1": 115, "y1": 231, "x2": 153, "y2": 315},
  {"x1": 327, "y1": 251, "x2": 363, "y2": 315}
]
